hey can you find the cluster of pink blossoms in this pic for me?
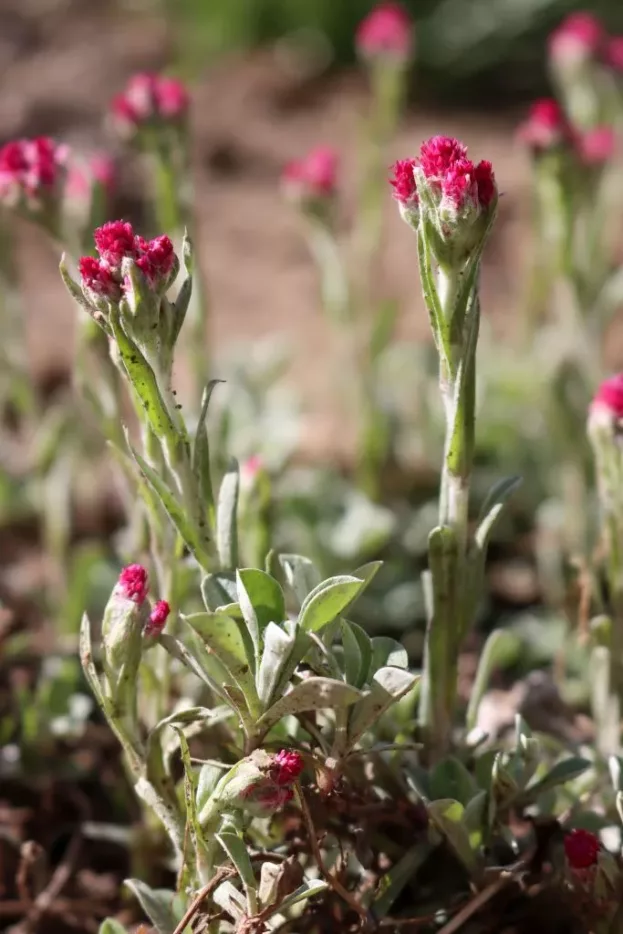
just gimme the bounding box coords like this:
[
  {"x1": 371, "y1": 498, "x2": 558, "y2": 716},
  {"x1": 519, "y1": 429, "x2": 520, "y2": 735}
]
[
  {"x1": 390, "y1": 136, "x2": 496, "y2": 215},
  {"x1": 79, "y1": 220, "x2": 175, "y2": 303},
  {"x1": 0, "y1": 136, "x2": 67, "y2": 208},
  {"x1": 549, "y1": 11, "x2": 623, "y2": 73},
  {"x1": 111, "y1": 72, "x2": 189, "y2": 134},
  {"x1": 117, "y1": 563, "x2": 170, "y2": 636},
  {"x1": 590, "y1": 373, "x2": 623, "y2": 422},
  {"x1": 518, "y1": 98, "x2": 616, "y2": 165},
  {"x1": 355, "y1": 2, "x2": 413, "y2": 62}
]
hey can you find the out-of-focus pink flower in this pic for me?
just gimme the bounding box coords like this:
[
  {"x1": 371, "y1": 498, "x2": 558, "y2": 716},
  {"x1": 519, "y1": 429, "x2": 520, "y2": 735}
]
[
  {"x1": 67, "y1": 153, "x2": 116, "y2": 203},
  {"x1": 111, "y1": 72, "x2": 189, "y2": 134},
  {"x1": 145, "y1": 599, "x2": 170, "y2": 636},
  {"x1": 118, "y1": 564, "x2": 149, "y2": 605},
  {"x1": 577, "y1": 125, "x2": 617, "y2": 164},
  {"x1": 605, "y1": 36, "x2": 623, "y2": 72},
  {"x1": 591, "y1": 373, "x2": 623, "y2": 420},
  {"x1": 270, "y1": 749, "x2": 304, "y2": 785},
  {"x1": 564, "y1": 829, "x2": 600, "y2": 871},
  {"x1": 0, "y1": 136, "x2": 67, "y2": 208},
  {"x1": 79, "y1": 220, "x2": 178, "y2": 304},
  {"x1": 355, "y1": 2, "x2": 413, "y2": 62},
  {"x1": 418, "y1": 135, "x2": 496, "y2": 210},
  {"x1": 282, "y1": 146, "x2": 338, "y2": 202},
  {"x1": 549, "y1": 12, "x2": 604, "y2": 68},
  {"x1": 517, "y1": 98, "x2": 571, "y2": 151}
]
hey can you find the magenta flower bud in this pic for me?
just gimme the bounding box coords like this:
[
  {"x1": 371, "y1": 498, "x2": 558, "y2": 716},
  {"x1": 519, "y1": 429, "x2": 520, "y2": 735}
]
[
  {"x1": 118, "y1": 563, "x2": 149, "y2": 604},
  {"x1": 134, "y1": 234, "x2": 176, "y2": 287},
  {"x1": 270, "y1": 749, "x2": 305, "y2": 785},
  {"x1": 282, "y1": 146, "x2": 338, "y2": 205},
  {"x1": 94, "y1": 220, "x2": 137, "y2": 272},
  {"x1": 145, "y1": 599, "x2": 170, "y2": 636},
  {"x1": 549, "y1": 12, "x2": 604, "y2": 70},
  {"x1": 577, "y1": 125, "x2": 617, "y2": 165},
  {"x1": 390, "y1": 158, "x2": 419, "y2": 226},
  {"x1": 564, "y1": 829, "x2": 600, "y2": 871},
  {"x1": 590, "y1": 374, "x2": 623, "y2": 425},
  {"x1": 0, "y1": 136, "x2": 67, "y2": 219},
  {"x1": 605, "y1": 36, "x2": 623, "y2": 72},
  {"x1": 517, "y1": 98, "x2": 572, "y2": 152},
  {"x1": 79, "y1": 256, "x2": 122, "y2": 303},
  {"x1": 157, "y1": 76, "x2": 190, "y2": 119},
  {"x1": 355, "y1": 2, "x2": 413, "y2": 63}
]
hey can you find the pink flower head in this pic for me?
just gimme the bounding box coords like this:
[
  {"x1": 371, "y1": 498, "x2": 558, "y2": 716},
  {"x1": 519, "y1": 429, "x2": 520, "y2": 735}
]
[
  {"x1": 111, "y1": 72, "x2": 189, "y2": 133},
  {"x1": 518, "y1": 98, "x2": 571, "y2": 151},
  {"x1": 118, "y1": 564, "x2": 149, "y2": 605},
  {"x1": 135, "y1": 234, "x2": 175, "y2": 285},
  {"x1": 282, "y1": 146, "x2": 338, "y2": 202},
  {"x1": 577, "y1": 125, "x2": 617, "y2": 165},
  {"x1": 0, "y1": 136, "x2": 66, "y2": 207},
  {"x1": 271, "y1": 749, "x2": 304, "y2": 786},
  {"x1": 549, "y1": 12, "x2": 604, "y2": 68},
  {"x1": 78, "y1": 256, "x2": 121, "y2": 301},
  {"x1": 591, "y1": 374, "x2": 623, "y2": 421},
  {"x1": 389, "y1": 158, "x2": 418, "y2": 208},
  {"x1": 145, "y1": 599, "x2": 170, "y2": 636},
  {"x1": 79, "y1": 220, "x2": 178, "y2": 305},
  {"x1": 418, "y1": 135, "x2": 496, "y2": 210},
  {"x1": 94, "y1": 220, "x2": 137, "y2": 271},
  {"x1": 605, "y1": 36, "x2": 623, "y2": 72},
  {"x1": 355, "y1": 2, "x2": 413, "y2": 62},
  {"x1": 564, "y1": 828, "x2": 600, "y2": 870}
]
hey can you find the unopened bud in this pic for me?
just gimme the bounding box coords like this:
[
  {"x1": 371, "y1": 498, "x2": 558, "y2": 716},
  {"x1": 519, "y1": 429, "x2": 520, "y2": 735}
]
[{"x1": 102, "y1": 564, "x2": 149, "y2": 675}]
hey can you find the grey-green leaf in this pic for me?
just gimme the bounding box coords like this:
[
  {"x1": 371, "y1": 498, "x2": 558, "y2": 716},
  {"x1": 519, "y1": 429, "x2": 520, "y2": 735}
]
[
  {"x1": 256, "y1": 621, "x2": 296, "y2": 707},
  {"x1": 519, "y1": 757, "x2": 592, "y2": 805},
  {"x1": 279, "y1": 553, "x2": 321, "y2": 606},
  {"x1": 237, "y1": 568, "x2": 286, "y2": 663},
  {"x1": 124, "y1": 880, "x2": 178, "y2": 934},
  {"x1": 299, "y1": 573, "x2": 372, "y2": 633},
  {"x1": 257, "y1": 677, "x2": 362, "y2": 732},
  {"x1": 347, "y1": 668, "x2": 419, "y2": 750},
  {"x1": 427, "y1": 800, "x2": 480, "y2": 877},
  {"x1": 370, "y1": 636, "x2": 408, "y2": 673},
  {"x1": 217, "y1": 459, "x2": 239, "y2": 570}
]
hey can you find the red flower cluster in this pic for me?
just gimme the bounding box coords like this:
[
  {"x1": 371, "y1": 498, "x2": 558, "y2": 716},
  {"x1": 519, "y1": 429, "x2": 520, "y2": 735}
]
[
  {"x1": 282, "y1": 146, "x2": 338, "y2": 202},
  {"x1": 118, "y1": 564, "x2": 149, "y2": 606},
  {"x1": 79, "y1": 220, "x2": 175, "y2": 301},
  {"x1": 355, "y1": 2, "x2": 413, "y2": 62},
  {"x1": 111, "y1": 72, "x2": 189, "y2": 133},
  {"x1": 0, "y1": 136, "x2": 66, "y2": 206},
  {"x1": 145, "y1": 599, "x2": 171, "y2": 636},
  {"x1": 271, "y1": 749, "x2": 305, "y2": 785},
  {"x1": 606, "y1": 36, "x2": 623, "y2": 72},
  {"x1": 390, "y1": 136, "x2": 495, "y2": 212},
  {"x1": 564, "y1": 828, "x2": 600, "y2": 870},
  {"x1": 591, "y1": 373, "x2": 623, "y2": 420}
]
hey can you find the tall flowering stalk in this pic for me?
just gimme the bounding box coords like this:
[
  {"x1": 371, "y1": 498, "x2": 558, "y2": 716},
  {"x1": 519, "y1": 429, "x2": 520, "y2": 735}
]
[
  {"x1": 391, "y1": 138, "x2": 507, "y2": 753},
  {"x1": 111, "y1": 72, "x2": 209, "y2": 404}
]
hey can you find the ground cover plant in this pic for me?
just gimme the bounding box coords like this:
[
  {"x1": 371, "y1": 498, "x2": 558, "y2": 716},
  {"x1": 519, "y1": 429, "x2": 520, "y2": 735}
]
[{"x1": 5, "y1": 5, "x2": 623, "y2": 934}]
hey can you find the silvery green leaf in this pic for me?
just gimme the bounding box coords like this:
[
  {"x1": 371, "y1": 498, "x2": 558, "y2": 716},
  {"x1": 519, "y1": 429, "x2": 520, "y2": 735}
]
[
  {"x1": 430, "y1": 757, "x2": 478, "y2": 807},
  {"x1": 272, "y1": 624, "x2": 314, "y2": 699},
  {"x1": 124, "y1": 880, "x2": 177, "y2": 934},
  {"x1": 184, "y1": 612, "x2": 260, "y2": 715},
  {"x1": 299, "y1": 573, "x2": 370, "y2": 633},
  {"x1": 279, "y1": 553, "x2": 321, "y2": 606},
  {"x1": 158, "y1": 632, "x2": 230, "y2": 702},
  {"x1": 518, "y1": 757, "x2": 592, "y2": 805},
  {"x1": 372, "y1": 842, "x2": 435, "y2": 918},
  {"x1": 217, "y1": 459, "x2": 239, "y2": 570},
  {"x1": 128, "y1": 441, "x2": 212, "y2": 571},
  {"x1": 79, "y1": 612, "x2": 105, "y2": 710},
  {"x1": 466, "y1": 629, "x2": 521, "y2": 731},
  {"x1": 197, "y1": 763, "x2": 224, "y2": 813},
  {"x1": 340, "y1": 620, "x2": 363, "y2": 687},
  {"x1": 370, "y1": 636, "x2": 408, "y2": 673},
  {"x1": 268, "y1": 879, "x2": 328, "y2": 917},
  {"x1": 257, "y1": 621, "x2": 296, "y2": 707},
  {"x1": 347, "y1": 667, "x2": 419, "y2": 750},
  {"x1": 216, "y1": 831, "x2": 258, "y2": 912},
  {"x1": 201, "y1": 572, "x2": 237, "y2": 611},
  {"x1": 175, "y1": 728, "x2": 212, "y2": 884},
  {"x1": 341, "y1": 620, "x2": 372, "y2": 688},
  {"x1": 426, "y1": 800, "x2": 480, "y2": 878},
  {"x1": 257, "y1": 677, "x2": 362, "y2": 733},
  {"x1": 237, "y1": 568, "x2": 286, "y2": 664},
  {"x1": 192, "y1": 379, "x2": 224, "y2": 524},
  {"x1": 213, "y1": 880, "x2": 247, "y2": 922},
  {"x1": 475, "y1": 475, "x2": 522, "y2": 551}
]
